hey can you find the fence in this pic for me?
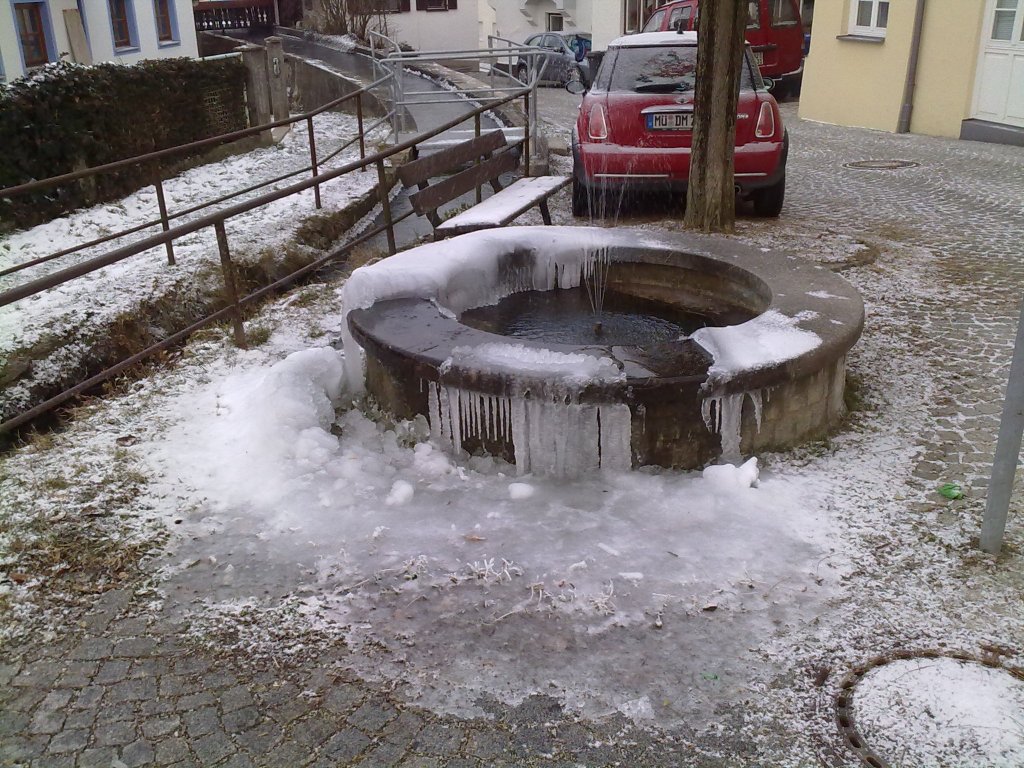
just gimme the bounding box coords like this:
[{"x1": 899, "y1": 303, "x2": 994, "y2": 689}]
[{"x1": 0, "y1": 56, "x2": 542, "y2": 436}]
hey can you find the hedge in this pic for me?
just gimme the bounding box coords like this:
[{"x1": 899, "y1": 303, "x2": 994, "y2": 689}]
[{"x1": 0, "y1": 57, "x2": 247, "y2": 231}]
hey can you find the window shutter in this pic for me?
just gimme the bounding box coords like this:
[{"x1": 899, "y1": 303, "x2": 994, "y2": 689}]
[
  {"x1": 448, "y1": 0, "x2": 456, "y2": 8},
  {"x1": 401, "y1": 0, "x2": 411, "y2": 10},
  {"x1": 415, "y1": 0, "x2": 426, "y2": 9}
]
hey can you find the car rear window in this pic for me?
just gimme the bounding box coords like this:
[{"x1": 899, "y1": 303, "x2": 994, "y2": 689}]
[
  {"x1": 595, "y1": 45, "x2": 756, "y2": 93},
  {"x1": 770, "y1": 0, "x2": 800, "y2": 26}
]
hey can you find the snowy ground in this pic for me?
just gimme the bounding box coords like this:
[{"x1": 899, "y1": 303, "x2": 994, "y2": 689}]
[
  {"x1": 1, "y1": 90, "x2": 1023, "y2": 766},
  {"x1": 0, "y1": 110, "x2": 385, "y2": 416}
]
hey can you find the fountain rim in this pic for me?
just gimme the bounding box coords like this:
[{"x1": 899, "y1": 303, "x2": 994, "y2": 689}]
[{"x1": 344, "y1": 226, "x2": 865, "y2": 398}]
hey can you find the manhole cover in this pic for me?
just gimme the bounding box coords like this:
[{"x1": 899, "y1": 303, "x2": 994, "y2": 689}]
[
  {"x1": 843, "y1": 160, "x2": 920, "y2": 170},
  {"x1": 837, "y1": 650, "x2": 1024, "y2": 768}
]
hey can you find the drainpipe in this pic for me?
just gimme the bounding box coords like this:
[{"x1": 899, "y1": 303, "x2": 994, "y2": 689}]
[{"x1": 897, "y1": 0, "x2": 928, "y2": 133}]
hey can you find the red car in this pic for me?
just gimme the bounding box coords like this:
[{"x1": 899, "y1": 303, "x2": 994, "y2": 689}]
[
  {"x1": 642, "y1": 0, "x2": 805, "y2": 97},
  {"x1": 571, "y1": 30, "x2": 788, "y2": 218}
]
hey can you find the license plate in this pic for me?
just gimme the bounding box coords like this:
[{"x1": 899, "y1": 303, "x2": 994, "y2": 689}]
[
  {"x1": 647, "y1": 111, "x2": 693, "y2": 131},
  {"x1": 753, "y1": 51, "x2": 764, "y2": 66}
]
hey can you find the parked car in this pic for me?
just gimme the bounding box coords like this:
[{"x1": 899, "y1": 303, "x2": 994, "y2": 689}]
[
  {"x1": 642, "y1": 0, "x2": 804, "y2": 97},
  {"x1": 570, "y1": 31, "x2": 788, "y2": 217},
  {"x1": 517, "y1": 32, "x2": 593, "y2": 86}
]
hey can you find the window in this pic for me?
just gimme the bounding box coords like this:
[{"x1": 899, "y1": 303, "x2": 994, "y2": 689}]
[
  {"x1": 747, "y1": 1, "x2": 760, "y2": 28},
  {"x1": 641, "y1": 8, "x2": 665, "y2": 31},
  {"x1": 14, "y1": 2, "x2": 52, "y2": 67},
  {"x1": 108, "y1": 0, "x2": 137, "y2": 49},
  {"x1": 771, "y1": 0, "x2": 799, "y2": 27},
  {"x1": 991, "y1": 0, "x2": 1018, "y2": 41},
  {"x1": 849, "y1": 0, "x2": 889, "y2": 37},
  {"x1": 413, "y1": 0, "x2": 451, "y2": 9},
  {"x1": 153, "y1": 0, "x2": 177, "y2": 43},
  {"x1": 547, "y1": 13, "x2": 564, "y2": 31},
  {"x1": 669, "y1": 5, "x2": 692, "y2": 31}
]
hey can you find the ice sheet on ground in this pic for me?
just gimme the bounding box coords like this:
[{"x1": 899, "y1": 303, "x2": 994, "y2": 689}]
[{"x1": 146, "y1": 346, "x2": 841, "y2": 726}]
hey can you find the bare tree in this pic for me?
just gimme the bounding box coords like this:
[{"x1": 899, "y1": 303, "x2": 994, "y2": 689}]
[
  {"x1": 682, "y1": 0, "x2": 748, "y2": 233},
  {"x1": 315, "y1": 0, "x2": 390, "y2": 42}
]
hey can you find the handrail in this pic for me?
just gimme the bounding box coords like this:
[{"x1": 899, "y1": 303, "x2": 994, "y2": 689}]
[
  {"x1": 0, "y1": 71, "x2": 395, "y2": 200},
  {"x1": 0, "y1": 85, "x2": 531, "y2": 309}
]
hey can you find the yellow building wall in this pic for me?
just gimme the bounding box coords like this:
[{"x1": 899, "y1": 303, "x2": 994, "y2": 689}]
[
  {"x1": 800, "y1": 0, "x2": 985, "y2": 138},
  {"x1": 910, "y1": 1, "x2": 986, "y2": 137}
]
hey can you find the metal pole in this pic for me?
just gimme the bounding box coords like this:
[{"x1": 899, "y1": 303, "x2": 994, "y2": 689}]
[
  {"x1": 474, "y1": 113, "x2": 482, "y2": 204},
  {"x1": 376, "y1": 160, "x2": 396, "y2": 255},
  {"x1": 152, "y1": 166, "x2": 175, "y2": 266},
  {"x1": 356, "y1": 94, "x2": 366, "y2": 162},
  {"x1": 523, "y1": 90, "x2": 531, "y2": 177},
  {"x1": 307, "y1": 116, "x2": 321, "y2": 209},
  {"x1": 981, "y1": 297, "x2": 1024, "y2": 554},
  {"x1": 214, "y1": 222, "x2": 248, "y2": 349}
]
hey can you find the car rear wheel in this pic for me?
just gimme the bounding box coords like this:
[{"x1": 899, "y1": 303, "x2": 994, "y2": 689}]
[{"x1": 752, "y1": 175, "x2": 785, "y2": 217}]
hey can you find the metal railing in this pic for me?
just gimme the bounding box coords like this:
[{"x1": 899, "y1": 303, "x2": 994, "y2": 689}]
[
  {"x1": 0, "y1": 71, "x2": 395, "y2": 280},
  {"x1": 0, "y1": 80, "x2": 538, "y2": 436}
]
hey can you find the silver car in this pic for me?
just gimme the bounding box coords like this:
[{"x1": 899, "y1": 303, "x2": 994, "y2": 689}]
[{"x1": 517, "y1": 32, "x2": 593, "y2": 86}]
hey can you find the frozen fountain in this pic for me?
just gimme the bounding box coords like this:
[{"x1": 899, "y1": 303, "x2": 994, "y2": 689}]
[{"x1": 342, "y1": 226, "x2": 864, "y2": 475}]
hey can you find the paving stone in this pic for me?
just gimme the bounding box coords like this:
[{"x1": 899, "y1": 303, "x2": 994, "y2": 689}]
[
  {"x1": 322, "y1": 684, "x2": 363, "y2": 715},
  {"x1": 28, "y1": 709, "x2": 66, "y2": 736},
  {"x1": 176, "y1": 690, "x2": 217, "y2": 711},
  {"x1": 0, "y1": 711, "x2": 30, "y2": 738},
  {"x1": 465, "y1": 729, "x2": 514, "y2": 759},
  {"x1": 121, "y1": 738, "x2": 156, "y2": 767},
  {"x1": 94, "y1": 720, "x2": 138, "y2": 747},
  {"x1": 192, "y1": 730, "x2": 235, "y2": 764},
  {"x1": 354, "y1": 739, "x2": 410, "y2": 767},
  {"x1": 322, "y1": 726, "x2": 372, "y2": 763},
  {"x1": 182, "y1": 706, "x2": 220, "y2": 737},
  {"x1": 219, "y1": 684, "x2": 254, "y2": 714},
  {"x1": 397, "y1": 757, "x2": 441, "y2": 768},
  {"x1": 222, "y1": 705, "x2": 260, "y2": 734},
  {"x1": 46, "y1": 728, "x2": 89, "y2": 754},
  {"x1": 63, "y1": 709, "x2": 97, "y2": 730},
  {"x1": 290, "y1": 713, "x2": 339, "y2": 750},
  {"x1": 349, "y1": 701, "x2": 398, "y2": 734},
  {"x1": 159, "y1": 673, "x2": 202, "y2": 697},
  {"x1": 141, "y1": 714, "x2": 181, "y2": 740},
  {"x1": 107, "y1": 678, "x2": 158, "y2": 704},
  {"x1": 411, "y1": 723, "x2": 465, "y2": 755},
  {"x1": 235, "y1": 720, "x2": 284, "y2": 755},
  {"x1": 55, "y1": 660, "x2": 99, "y2": 687},
  {"x1": 218, "y1": 753, "x2": 257, "y2": 768},
  {"x1": 78, "y1": 746, "x2": 121, "y2": 767},
  {"x1": 12, "y1": 661, "x2": 62, "y2": 687},
  {"x1": 69, "y1": 638, "x2": 114, "y2": 661},
  {"x1": 264, "y1": 741, "x2": 315, "y2": 766},
  {"x1": 73, "y1": 685, "x2": 105, "y2": 710},
  {"x1": 95, "y1": 659, "x2": 133, "y2": 685},
  {"x1": 114, "y1": 637, "x2": 159, "y2": 657},
  {"x1": 154, "y1": 736, "x2": 192, "y2": 764}
]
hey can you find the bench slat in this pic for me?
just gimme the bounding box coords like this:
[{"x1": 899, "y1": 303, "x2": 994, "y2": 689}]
[
  {"x1": 399, "y1": 131, "x2": 508, "y2": 188},
  {"x1": 436, "y1": 176, "x2": 571, "y2": 236},
  {"x1": 409, "y1": 151, "x2": 519, "y2": 216}
]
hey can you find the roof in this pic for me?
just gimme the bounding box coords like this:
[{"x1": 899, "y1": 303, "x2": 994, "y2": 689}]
[{"x1": 609, "y1": 31, "x2": 698, "y2": 48}]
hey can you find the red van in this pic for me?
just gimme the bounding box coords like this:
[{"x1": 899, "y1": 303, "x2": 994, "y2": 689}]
[{"x1": 641, "y1": 0, "x2": 804, "y2": 96}]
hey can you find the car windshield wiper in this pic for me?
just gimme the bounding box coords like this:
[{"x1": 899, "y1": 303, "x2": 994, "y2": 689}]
[{"x1": 633, "y1": 81, "x2": 693, "y2": 93}]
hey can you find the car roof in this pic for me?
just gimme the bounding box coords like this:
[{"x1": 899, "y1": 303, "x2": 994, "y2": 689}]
[{"x1": 609, "y1": 31, "x2": 698, "y2": 48}]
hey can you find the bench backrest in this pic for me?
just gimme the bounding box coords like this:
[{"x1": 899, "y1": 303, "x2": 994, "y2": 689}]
[{"x1": 400, "y1": 132, "x2": 520, "y2": 219}]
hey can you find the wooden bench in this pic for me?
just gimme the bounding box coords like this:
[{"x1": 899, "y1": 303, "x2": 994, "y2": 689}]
[{"x1": 397, "y1": 131, "x2": 570, "y2": 240}]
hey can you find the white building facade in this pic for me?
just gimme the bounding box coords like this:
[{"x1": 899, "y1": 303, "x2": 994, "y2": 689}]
[
  {"x1": 486, "y1": 0, "x2": 663, "y2": 51},
  {"x1": 370, "y1": 0, "x2": 477, "y2": 52},
  {"x1": 1, "y1": 0, "x2": 199, "y2": 83}
]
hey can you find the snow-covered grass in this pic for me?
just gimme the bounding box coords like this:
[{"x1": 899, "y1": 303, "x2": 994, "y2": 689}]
[
  {"x1": 0, "y1": 110, "x2": 386, "y2": 417},
  {"x1": 3, "y1": 217, "x2": 1022, "y2": 765}
]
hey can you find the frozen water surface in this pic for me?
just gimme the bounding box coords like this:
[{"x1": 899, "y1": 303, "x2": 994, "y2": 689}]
[{"x1": 148, "y1": 347, "x2": 844, "y2": 726}]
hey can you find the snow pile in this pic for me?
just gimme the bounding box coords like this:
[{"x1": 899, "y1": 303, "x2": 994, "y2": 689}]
[
  {"x1": 855, "y1": 657, "x2": 1024, "y2": 767},
  {"x1": 691, "y1": 309, "x2": 821, "y2": 385},
  {"x1": 443, "y1": 342, "x2": 623, "y2": 386}
]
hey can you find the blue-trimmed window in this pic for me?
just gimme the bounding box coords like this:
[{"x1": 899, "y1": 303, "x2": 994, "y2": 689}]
[
  {"x1": 153, "y1": 0, "x2": 178, "y2": 45},
  {"x1": 13, "y1": 0, "x2": 57, "y2": 68},
  {"x1": 108, "y1": 0, "x2": 138, "y2": 51}
]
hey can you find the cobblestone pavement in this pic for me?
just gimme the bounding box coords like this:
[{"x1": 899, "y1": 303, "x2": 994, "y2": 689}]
[{"x1": 2, "y1": 92, "x2": 1023, "y2": 767}]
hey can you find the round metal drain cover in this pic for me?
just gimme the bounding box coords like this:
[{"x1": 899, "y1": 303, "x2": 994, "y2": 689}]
[
  {"x1": 836, "y1": 649, "x2": 1024, "y2": 768},
  {"x1": 844, "y1": 159, "x2": 920, "y2": 170}
]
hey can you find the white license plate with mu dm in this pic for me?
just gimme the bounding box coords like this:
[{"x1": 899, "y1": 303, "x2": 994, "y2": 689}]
[{"x1": 647, "y1": 111, "x2": 693, "y2": 131}]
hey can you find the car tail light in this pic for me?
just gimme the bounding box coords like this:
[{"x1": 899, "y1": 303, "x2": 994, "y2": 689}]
[
  {"x1": 587, "y1": 104, "x2": 609, "y2": 141},
  {"x1": 755, "y1": 101, "x2": 776, "y2": 138}
]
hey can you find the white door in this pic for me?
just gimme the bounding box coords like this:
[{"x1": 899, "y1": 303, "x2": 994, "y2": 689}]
[{"x1": 973, "y1": 0, "x2": 1024, "y2": 127}]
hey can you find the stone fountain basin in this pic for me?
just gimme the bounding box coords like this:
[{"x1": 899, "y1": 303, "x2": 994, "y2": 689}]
[{"x1": 344, "y1": 227, "x2": 864, "y2": 470}]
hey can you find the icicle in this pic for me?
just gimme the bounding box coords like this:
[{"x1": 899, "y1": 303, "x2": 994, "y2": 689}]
[{"x1": 749, "y1": 390, "x2": 763, "y2": 432}]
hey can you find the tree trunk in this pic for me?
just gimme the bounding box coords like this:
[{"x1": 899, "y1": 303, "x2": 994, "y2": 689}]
[{"x1": 682, "y1": 0, "x2": 748, "y2": 233}]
